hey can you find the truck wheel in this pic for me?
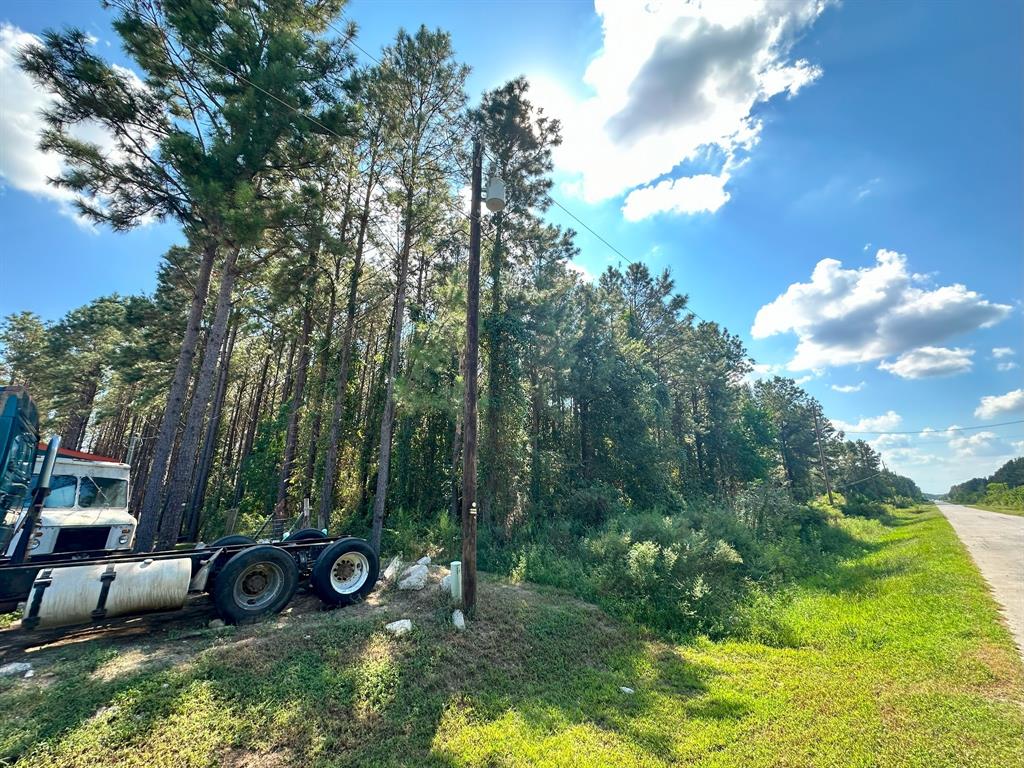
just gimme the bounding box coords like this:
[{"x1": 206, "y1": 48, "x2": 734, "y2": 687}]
[
  {"x1": 210, "y1": 535, "x2": 256, "y2": 547},
  {"x1": 310, "y1": 538, "x2": 379, "y2": 607},
  {"x1": 284, "y1": 528, "x2": 327, "y2": 542},
  {"x1": 213, "y1": 545, "x2": 299, "y2": 624}
]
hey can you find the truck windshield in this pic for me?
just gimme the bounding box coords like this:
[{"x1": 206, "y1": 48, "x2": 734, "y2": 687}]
[
  {"x1": 79, "y1": 476, "x2": 128, "y2": 508},
  {"x1": 20, "y1": 474, "x2": 78, "y2": 509},
  {"x1": 44, "y1": 475, "x2": 78, "y2": 508}
]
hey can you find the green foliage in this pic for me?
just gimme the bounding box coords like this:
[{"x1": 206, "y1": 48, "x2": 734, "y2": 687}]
[
  {"x1": 949, "y1": 457, "x2": 1024, "y2": 510},
  {"x1": 2, "y1": 506, "x2": 1021, "y2": 768},
  {"x1": 481, "y1": 483, "x2": 856, "y2": 639}
]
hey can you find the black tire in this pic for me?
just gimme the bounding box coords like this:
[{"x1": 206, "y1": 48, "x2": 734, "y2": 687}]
[
  {"x1": 310, "y1": 537, "x2": 379, "y2": 607},
  {"x1": 212, "y1": 545, "x2": 299, "y2": 624},
  {"x1": 284, "y1": 528, "x2": 327, "y2": 542},
  {"x1": 210, "y1": 534, "x2": 257, "y2": 548}
]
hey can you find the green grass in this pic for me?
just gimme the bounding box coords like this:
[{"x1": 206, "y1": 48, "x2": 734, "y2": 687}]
[
  {"x1": 1, "y1": 505, "x2": 1021, "y2": 767},
  {"x1": 968, "y1": 502, "x2": 1024, "y2": 517}
]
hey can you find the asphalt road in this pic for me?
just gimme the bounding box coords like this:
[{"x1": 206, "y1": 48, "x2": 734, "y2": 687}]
[{"x1": 938, "y1": 502, "x2": 1024, "y2": 654}]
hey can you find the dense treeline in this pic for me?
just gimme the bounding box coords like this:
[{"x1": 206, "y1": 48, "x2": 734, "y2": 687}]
[
  {"x1": 948, "y1": 457, "x2": 1024, "y2": 509},
  {"x1": 1, "y1": 1, "x2": 922, "y2": 632}
]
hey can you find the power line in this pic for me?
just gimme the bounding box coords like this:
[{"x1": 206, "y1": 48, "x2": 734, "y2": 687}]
[
  {"x1": 842, "y1": 418, "x2": 1024, "y2": 436},
  {"x1": 834, "y1": 471, "x2": 885, "y2": 490},
  {"x1": 332, "y1": 13, "x2": 712, "y2": 326}
]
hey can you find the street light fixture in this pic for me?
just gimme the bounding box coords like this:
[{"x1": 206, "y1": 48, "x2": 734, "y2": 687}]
[
  {"x1": 485, "y1": 175, "x2": 506, "y2": 213},
  {"x1": 461, "y1": 138, "x2": 504, "y2": 616}
]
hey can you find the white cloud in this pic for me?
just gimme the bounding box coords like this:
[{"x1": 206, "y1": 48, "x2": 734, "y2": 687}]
[
  {"x1": 992, "y1": 347, "x2": 1014, "y2": 358},
  {"x1": 997, "y1": 361, "x2": 1019, "y2": 372},
  {"x1": 871, "y1": 425, "x2": 1022, "y2": 493},
  {"x1": 878, "y1": 346, "x2": 974, "y2": 379},
  {"x1": 833, "y1": 410, "x2": 902, "y2": 434},
  {"x1": 855, "y1": 177, "x2": 881, "y2": 201},
  {"x1": 528, "y1": 0, "x2": 828, "y2": 220},
  {"x1": 947, "y1": 430, "x2": 1010, "y2": 458},
  {"x1": 752, "y1": 249, "x2": 1012, "y2": 371},
  {"x1": 974, "y1": 389, "x2": 1024, "y2": 421},
  {"x1": 566, "y1": 259, "x2": 595, "y2": 283},
  {"x1": 831, "y1": 381, "x2": 865, "y2": 393},
  {"x1": 621, "y1": 172, "x2": 730, "y2": 220},
  {"x1": 0, "y1": 23, "x2": 123, "y2": 227},
  {"x1": 0, "y1": 26, "x2": 70, "y2": 206},
  {"x1": 751, "y1": 362, "x2": 785, "y2": 376}
]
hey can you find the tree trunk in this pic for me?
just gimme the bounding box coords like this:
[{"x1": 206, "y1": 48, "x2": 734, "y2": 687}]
[
  {"x1": 65, "y1": 374, "x2": 99, "y2": 451},
  {"x1": 186, "y1": 317, "x2": 238, "y2": 541},
  {"x1": 156, "y1": 245, "x2": 240, "y2": 549},
  {"x1": 274, "y1": 238, "x2": 322, "y2": 536},
  {"x1": 369, "y1": 193, "x2": 412, "y2": 554},
  {"x1": 135, "y1": 240, "x2": 217, "y2": 552},
  {"x1": 318, "y1": 143, "x2": 380, "y2": 529},
  {"x1": 529, "y1": 362, "x2": 542, "y2": 511},
  {"x1": 481, "y1": 221, "x2": 504, "y2": 524},
  {"x1": 301, "y1": 265, "x2": 338, "y2": 505}
]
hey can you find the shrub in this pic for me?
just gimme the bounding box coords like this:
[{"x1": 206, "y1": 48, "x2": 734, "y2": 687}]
[{"x1": 842, "y1": 497, "x2": 887, "y2": 518}]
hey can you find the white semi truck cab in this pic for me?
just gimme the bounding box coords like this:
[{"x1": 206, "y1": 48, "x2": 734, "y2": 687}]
[
  {"x1": 3, "y1": 448, "x2": 136, "y2": 558},
  {"x1": 1, "y1": 385, "x2": 379, "y2": 629}
]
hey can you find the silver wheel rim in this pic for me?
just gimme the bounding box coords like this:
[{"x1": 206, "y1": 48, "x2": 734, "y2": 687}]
[
  {"x1": 233, "y1": 561, "x2": 284, "y2": 610},
  {"x1": 330, "y1": 552, "x2": 369, "y2": 594}
]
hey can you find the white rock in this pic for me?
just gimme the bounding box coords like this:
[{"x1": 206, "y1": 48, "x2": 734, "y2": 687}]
[
  {"x1": 23, "y1": 669, "x2": 34, "y2": 679},
  {"x1": 385, "y1": 619, "x2": 413, "y2": 637},
  {"x1": 398, "y1": 563, "x2": 429, "y2": 590},
  {"x1": 451, "y1": 609, "x2": 466, "y2": 631},
  {"x1": 0, "y1": 662, "x2": 31, "y2": 678},
  {"x1": 382, "y1": 556, "x2": 404, "y2": 582},
  {"x1": 619, "y1": 686, "x2": 635, "y2": 695},
  {"x1": 417, "y1": 555, "x2": 432, "y2": 566},
  {"x1": 208, "y1": 618, "x2": 225, "y2": 629},
  {"x1": 439, "y1": 574, "x2": 452, "y2": 593}
]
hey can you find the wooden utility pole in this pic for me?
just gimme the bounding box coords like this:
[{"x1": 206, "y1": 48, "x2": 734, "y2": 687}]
[
  {"x1": 813, "y1": 411, "x2": 835, "y2": 506},
  {"x1": 460, "y1": 138, "x2": 483, "y2": 615}
]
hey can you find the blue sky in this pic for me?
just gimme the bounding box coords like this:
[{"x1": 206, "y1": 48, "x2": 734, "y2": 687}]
[{"x1": 0, "y1": 0, "x2": 1021, "y2": 492}]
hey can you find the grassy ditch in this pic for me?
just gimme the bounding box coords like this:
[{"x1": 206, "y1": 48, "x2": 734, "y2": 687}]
[{"x1": 0, "y1": 505, "x2": 1021, "y2": 767}]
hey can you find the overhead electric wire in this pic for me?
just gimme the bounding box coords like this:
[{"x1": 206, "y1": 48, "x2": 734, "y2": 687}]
[
  {"x1": 129, "y1": 3, "x2": 703, "y2": 334},
  {"x1": 330, "y1": 13, "x2": 713, "y2": 326},
  {"x1": 834, "y1": 471, "x2": 886, "y2": 490},
  {"x1": 842, "y1": 418, "x2": 1024, "y2": 436},
  {"x1": 113, "y1": 1, "x2": 485, "y2": 313}
]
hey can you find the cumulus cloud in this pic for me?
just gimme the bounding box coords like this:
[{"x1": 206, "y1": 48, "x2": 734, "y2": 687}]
[
  {"x1": 877, "y1": 346, "x2": 974, "y2": 379},
  {"x1": 831, "y1": 381, "x2": 865, "y2": 393},
  {"x1": 621, "y1": 172, "x2": 731, "y2": 220},
  {"x1": 833, "y1": 410, "x2": 902, "y2": 434},
  {"x1": 997, "y1": 361, "x2": 1019, "y2": 372},
  {"x1": 946, "y1": 430, "x2": 1013, "y2": 458},
  {"x1": 992, "y1": 347, "x2": 1015, "y2": 358},
  {"x1": 752, "y1": 249, "x2": 1012, "y2": 371},
  {"x1": 528, "y1": 0, "x2": 828, "y2": 219},
  {"x1": 0, "y1": 23, "x2": 124, "y2": 226},
  {"x1": 870, "y1": 424, "x2": 1022, "y2": 492},
  {"x1": 974, "y1": 389, "x2": 1024, "y2": 421},
  {"x1": 0, "y1": 26, "x2": 70, "y2": 205}
]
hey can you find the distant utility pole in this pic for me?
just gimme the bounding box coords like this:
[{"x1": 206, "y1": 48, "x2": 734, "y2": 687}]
[
  {"x1": 460, "y1": 137, "x2": 483, "y2": 615},
  {"x1": 814, "y1": 411, "x2": 835, "y2": 505}
]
